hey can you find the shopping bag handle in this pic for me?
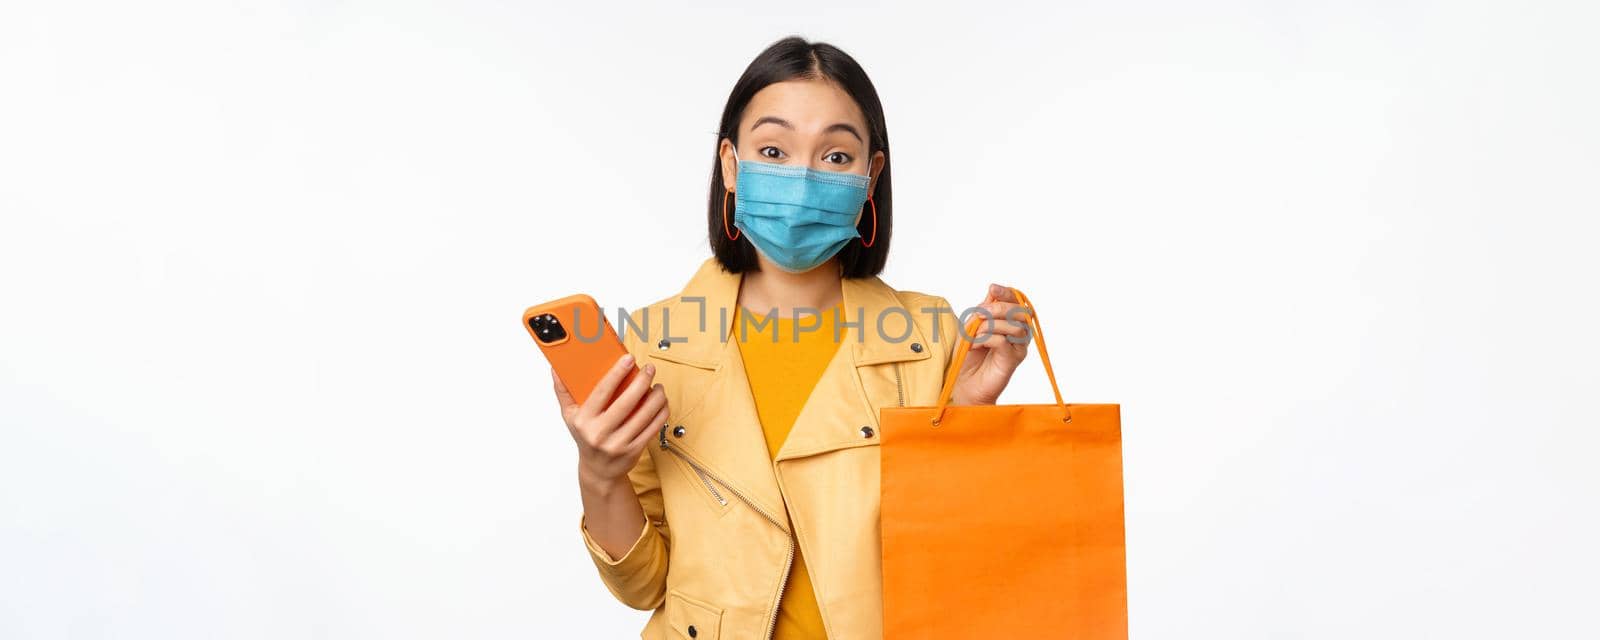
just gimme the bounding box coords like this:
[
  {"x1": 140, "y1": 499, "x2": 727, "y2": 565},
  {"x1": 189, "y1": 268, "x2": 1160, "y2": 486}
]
[{"x1": 932, "y1": 287, "x2": 1072, "y2": 426}]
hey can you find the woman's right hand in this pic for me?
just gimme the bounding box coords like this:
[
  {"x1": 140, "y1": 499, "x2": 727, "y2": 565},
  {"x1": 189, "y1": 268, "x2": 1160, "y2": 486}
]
[{"x1": 553, "y1": 354, "x2": 669, "y2": 484}]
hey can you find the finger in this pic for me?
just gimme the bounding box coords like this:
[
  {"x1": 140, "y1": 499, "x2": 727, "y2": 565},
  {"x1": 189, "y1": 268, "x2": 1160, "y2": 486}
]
[
  {"x1": 980, "y1": 301, "x2": 1025, "y2": 322},
  {"x1": 983, "y1": 311, "x2": 1028, "y2": 337},
  {"x1": 985, "y1": 324, "x2": 1029, "y2": 344},
  {"x1": 955, "y1": 313, "x2": 988, "y2": 345},
  {"x1": 970, "y1": 305, "x2": 1030, "y2": 348},
  {"x1": 988, "y1": 283, "x2": 1019, "y2": 304},
  {"x1": 600, "y1": 362, "x2": 657, "y2": 425},
  {"x1": 609, "y1": 384, "x2": 667, "y2": 450},
  {"x1": 625, "y1": 398, "x2": 673, "y2": 454},
  {"x1": 581, "y1": 354, "x2": 638, "y2": 418},
  {"x1": 551, "y1": 367, "x2": 578, "y2": 409},
  {"x1": 972, "y1": 329, "x2": 1028, "y2": 351},
  {"x1": 967, "y1": 302, "x2": 1024, "y2": 341},
  {"x1": 990, "y1": 302, "x2": 1035, "y2": 337},
  {"x1": 967, "y1": 285, "x2": 1000, "y2": 341}
]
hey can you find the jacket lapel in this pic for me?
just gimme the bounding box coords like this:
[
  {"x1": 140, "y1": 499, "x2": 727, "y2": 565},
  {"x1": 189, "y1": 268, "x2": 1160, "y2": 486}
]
[
  {"x1": 645, "y1": 259, "x2": 790, "y2": 523},
  {"x1": 773, "y1": 275, "x2": 933, "y2": 462},
  {"x1": 644, "y1": 258, "x2": 936, "y2": 527}
]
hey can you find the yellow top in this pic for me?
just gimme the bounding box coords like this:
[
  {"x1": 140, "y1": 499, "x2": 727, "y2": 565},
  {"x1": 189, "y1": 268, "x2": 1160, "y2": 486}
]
[{"x1": 733, "y1": 302, "x2": 843, "y2": 640}]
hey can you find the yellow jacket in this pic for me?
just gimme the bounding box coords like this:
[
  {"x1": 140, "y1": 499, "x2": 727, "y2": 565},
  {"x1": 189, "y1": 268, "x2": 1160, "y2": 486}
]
[{"x1": 578, "y1": 257, "x2": 960, "y2": 639}]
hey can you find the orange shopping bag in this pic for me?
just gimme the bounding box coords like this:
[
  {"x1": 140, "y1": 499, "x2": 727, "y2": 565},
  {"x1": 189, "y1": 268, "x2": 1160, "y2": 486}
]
[{"x1": 879, "y1": 288, "x2": 1127, "y2": 639}]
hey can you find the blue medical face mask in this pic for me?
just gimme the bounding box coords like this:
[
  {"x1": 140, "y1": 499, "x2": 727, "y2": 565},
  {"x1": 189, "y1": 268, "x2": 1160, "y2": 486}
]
[{"x1": 731, "y1": 146, "x2": 871, "y2": 273}]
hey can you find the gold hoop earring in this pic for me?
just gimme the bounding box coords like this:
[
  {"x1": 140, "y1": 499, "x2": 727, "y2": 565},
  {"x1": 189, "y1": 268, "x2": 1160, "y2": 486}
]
[
  {"x1": 859, "y1": 195, "x2": 878, "y2": 247},
  {"x1": 723, "y1": 189, "x2": 740, "y2": 241}
]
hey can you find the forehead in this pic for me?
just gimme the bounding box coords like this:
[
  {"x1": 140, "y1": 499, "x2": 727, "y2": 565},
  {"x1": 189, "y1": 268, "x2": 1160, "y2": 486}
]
[{"x1": 741, "y1": 78, "x2": 867, "y2": 135}]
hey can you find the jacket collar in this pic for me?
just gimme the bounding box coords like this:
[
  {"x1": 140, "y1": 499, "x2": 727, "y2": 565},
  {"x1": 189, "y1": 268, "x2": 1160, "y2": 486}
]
[{"x1": 648, "y1": 257, "x2": 932, "y2": 370}]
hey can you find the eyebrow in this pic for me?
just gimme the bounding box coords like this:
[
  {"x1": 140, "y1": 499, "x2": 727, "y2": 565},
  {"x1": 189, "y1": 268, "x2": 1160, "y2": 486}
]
[{"x1": 749, "y1": 116, "x2": 864, "y2": 143}]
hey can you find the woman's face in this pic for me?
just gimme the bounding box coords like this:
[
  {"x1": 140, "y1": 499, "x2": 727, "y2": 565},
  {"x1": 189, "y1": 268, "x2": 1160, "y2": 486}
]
[{"x1": 720, "y1": 77, "x2": 884, "y2": 211}]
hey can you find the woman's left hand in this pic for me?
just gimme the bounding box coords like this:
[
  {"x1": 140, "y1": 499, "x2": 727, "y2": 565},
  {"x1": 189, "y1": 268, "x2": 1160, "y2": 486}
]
[{"x1": 949, "y1": 283, "x2": 1031, "y2": 406}]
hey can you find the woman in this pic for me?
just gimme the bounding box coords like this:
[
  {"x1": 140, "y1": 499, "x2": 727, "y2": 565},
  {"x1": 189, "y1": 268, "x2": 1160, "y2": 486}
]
[{"x1": 553, "y1": 37, "x2": 1032, "y2": 639}]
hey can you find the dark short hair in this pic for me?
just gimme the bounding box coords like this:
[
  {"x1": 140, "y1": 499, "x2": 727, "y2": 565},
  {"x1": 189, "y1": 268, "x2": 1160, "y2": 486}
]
[{"x1": 708, "y1": 36, "x2": 893, "y2": 278}]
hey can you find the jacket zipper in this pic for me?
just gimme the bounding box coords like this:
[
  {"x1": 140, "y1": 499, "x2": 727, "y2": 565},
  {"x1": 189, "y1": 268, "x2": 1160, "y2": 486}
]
[
  {"x1": 893, "y1": 362, "x2": 905, "y2": 407},
  {"x1": 693, "y1": 466, "x2": 727, "y2": 506},
  {"x1": 767, "y1": 525, "x2": 794, "y2": 640},
  {"x1": 659, "y1": 424, "x2": 795, "y2": 640}
]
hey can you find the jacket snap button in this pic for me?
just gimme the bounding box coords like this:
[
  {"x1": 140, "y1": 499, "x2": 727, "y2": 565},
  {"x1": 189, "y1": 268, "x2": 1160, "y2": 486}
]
[
  {"x1": 657, "y1": 338, "x2": 671, "y2": 350},
  {"x1": 910, "y1": 342, "x2": 924, "y2": 353},
  {"x1": 687, "y1": 624, "x2": 697, "y2": 637},
  {"x1": 673, "y1": 425, "x2": 686, "y2": 438},
  {"x1": 860, "y1": 425, "x2": 874, "y2": 438}
]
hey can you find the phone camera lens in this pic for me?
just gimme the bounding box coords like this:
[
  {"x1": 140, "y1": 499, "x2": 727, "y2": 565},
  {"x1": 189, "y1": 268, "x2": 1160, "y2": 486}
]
[{"x1": 529, "y1": 314, "x2": 566, "y2": 343}]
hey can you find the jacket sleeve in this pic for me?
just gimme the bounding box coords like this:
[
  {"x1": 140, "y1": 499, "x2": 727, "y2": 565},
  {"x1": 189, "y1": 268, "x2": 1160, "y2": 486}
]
[
  {"x1": 577, "y1": 304, "x2": 671, "y2": 610},
  {"x1": 578, "y1": 446, "x2": 671, "y2": 610}
]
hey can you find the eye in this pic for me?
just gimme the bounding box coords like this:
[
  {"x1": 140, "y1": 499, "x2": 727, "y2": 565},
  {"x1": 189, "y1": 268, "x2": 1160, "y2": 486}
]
[
  {"x1": 824, "y1": 151, "x2": 852, "y2": 165},
  {"x1": 759, "y1": 146, "x2": 785, "y2": 160}
]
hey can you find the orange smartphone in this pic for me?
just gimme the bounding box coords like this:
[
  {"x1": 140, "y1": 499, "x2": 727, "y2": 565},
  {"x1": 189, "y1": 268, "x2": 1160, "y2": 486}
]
[{"x1": 523, "y1": 294, "x2": 638, "y2": 407}]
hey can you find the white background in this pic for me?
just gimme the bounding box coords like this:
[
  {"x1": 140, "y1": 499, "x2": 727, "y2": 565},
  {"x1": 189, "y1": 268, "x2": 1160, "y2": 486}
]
[{"x1": 3, "y1": 1, "x2": 1597, "y2": 638}]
